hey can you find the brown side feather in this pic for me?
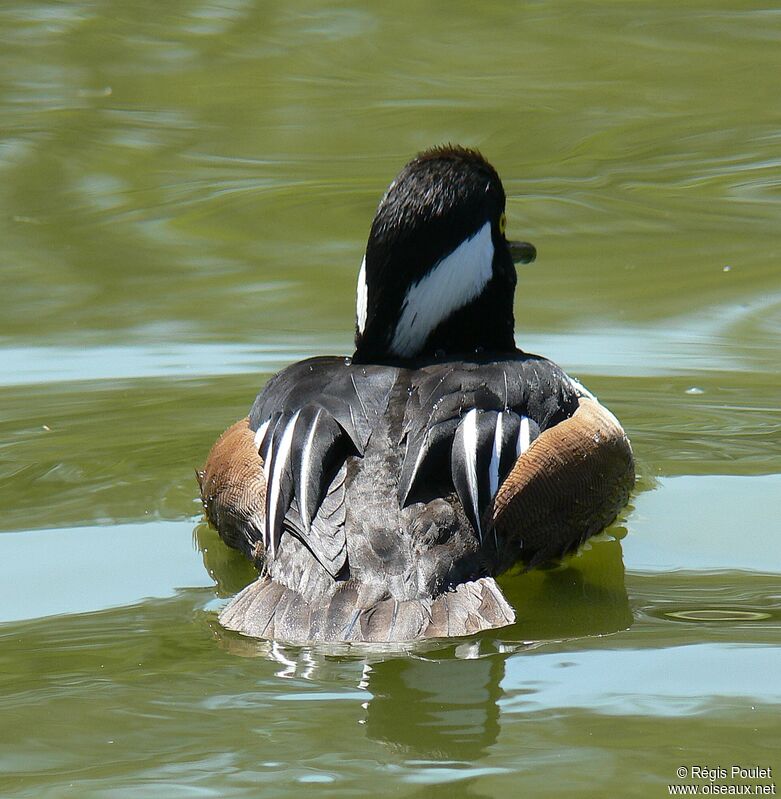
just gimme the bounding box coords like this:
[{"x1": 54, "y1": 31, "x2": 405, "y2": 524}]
[
  {"x1": 199, "y1": 417, "x2": 266, "y2": 562},
  {"x1": 489, "y1": 397, "x2": 634, "y2": 568}
]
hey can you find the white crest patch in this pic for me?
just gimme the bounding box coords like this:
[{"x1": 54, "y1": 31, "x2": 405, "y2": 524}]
[
  {"x1": 390, "y1": 221, "x2": 494, "y2": 357},
  {"x1": 356, "y1": 256, "x2": 368, "y2": 334}
]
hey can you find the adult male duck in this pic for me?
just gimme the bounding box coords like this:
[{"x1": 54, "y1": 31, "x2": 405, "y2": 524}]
[{"x1": 198, "y1": 145, "x2": 634, "y2": 643}]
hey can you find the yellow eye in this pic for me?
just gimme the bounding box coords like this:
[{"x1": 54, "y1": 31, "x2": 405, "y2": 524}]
[{"x1": 499, "y1": 213, "x2": 507, "y2": 236}]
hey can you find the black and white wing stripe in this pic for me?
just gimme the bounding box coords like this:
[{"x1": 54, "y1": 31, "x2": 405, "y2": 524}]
[
  {"x1": 249, "y1": 357, "x2": 397, "y2": 570},
  {"x1": 249, "y1": 352, "x2": 581, "y2": 562},
  {"x1": 451, "y1": 409, "x2": 540, "y2": 539},
  {"x1": 399, "y1": 354, "x2": 578, "y2": 537}
]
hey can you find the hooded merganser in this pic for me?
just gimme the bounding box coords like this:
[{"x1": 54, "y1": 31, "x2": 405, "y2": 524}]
[{"x1": 198, "y1": 145, "x2": 634, "y2": 643}]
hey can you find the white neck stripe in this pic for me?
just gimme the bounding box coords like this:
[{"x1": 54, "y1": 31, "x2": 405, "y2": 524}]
[{"x1": 390, "y1": 221, "x2": 494, "y2": 357}]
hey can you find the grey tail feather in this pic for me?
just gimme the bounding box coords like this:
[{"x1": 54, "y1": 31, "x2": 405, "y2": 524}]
[{"x1": 218, "y1": 576, "x2": 515, "y2": 644}]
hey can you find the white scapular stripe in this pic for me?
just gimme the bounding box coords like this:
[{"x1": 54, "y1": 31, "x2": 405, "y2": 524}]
[
  {"x1": 253, "y1": 419, "x2": 270, "y2": 451},
  {"x1": 518, "y1": 416, "x2": 531, "y2": 457},
  {"x1": 298, "y1": 408, "x2": 321, "y2": 526},
  {"x1": 488, "y1": 413, "x2": 503, "y2": 500},
  {"x1": 267, "y1": 410, "x2": 300, "y2": 556},
  {"x1": 391, "y1": 221, "x2": 494, "y2": 357},
  {"x1": 261, "y1": 433, "x2": 274, "y2": 548},
  {"x1": 356, "y1": 256, "x2": 368, "y2": 334},
  {"x1": 462, "y1": 409, "x2": 481, "y2": 539}
]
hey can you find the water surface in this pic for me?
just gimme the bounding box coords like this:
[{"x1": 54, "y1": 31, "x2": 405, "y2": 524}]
[{"x1": 1, "y1": 2, "x2": 780, "y2": 797}]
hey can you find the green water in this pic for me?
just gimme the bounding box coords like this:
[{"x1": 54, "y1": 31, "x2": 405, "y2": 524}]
[{"x1": 1, "y1": 2, "x2": 780, "y2": 796}]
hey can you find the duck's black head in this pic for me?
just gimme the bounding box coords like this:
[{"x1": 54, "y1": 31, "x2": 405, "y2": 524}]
[{"x1": 353, "y1": 145, "x2": 535, "y2": 364}]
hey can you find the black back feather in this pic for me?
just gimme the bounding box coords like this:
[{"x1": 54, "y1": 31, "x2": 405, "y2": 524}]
[{"x1": 248, "y1": 352, "x2": 579, "y2": 573}]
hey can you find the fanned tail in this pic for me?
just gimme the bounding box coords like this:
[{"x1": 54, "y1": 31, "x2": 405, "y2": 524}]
[{"x1": 219, "y1": 576, "x2": 515, "y2": 644}]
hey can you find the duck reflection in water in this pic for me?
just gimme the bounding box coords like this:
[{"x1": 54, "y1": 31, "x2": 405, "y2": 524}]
[{"x1": 196, "y1": 522, "x2": 631, "y2": 759}]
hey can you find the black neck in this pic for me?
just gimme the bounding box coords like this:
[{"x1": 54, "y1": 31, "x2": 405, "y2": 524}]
[
  {"x1": 420, "y1": 274, "x2": 517, "y2": 358},
  {"x1": 353, "y1": 254, "x2": 518, "y2": 365}
]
